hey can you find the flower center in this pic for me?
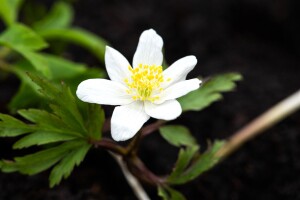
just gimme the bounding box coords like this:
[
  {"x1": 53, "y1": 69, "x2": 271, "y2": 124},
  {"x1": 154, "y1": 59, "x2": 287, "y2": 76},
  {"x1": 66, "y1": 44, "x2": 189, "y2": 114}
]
[{"x1": 124, "y1": 64, "x2": 167, "y2": 102}]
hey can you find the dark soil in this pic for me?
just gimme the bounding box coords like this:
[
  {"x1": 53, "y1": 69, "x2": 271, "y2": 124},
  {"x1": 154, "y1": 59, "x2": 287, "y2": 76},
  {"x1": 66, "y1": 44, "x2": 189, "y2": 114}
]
[{"x1": 1, "y1": 0, "x2": 300, "y2": 199}]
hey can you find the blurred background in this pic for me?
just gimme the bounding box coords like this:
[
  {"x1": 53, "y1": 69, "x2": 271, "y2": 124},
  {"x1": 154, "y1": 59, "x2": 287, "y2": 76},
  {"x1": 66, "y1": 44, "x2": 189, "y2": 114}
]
[{"x1": 1, "y1": 0, "x2": 300, "y2": 199}]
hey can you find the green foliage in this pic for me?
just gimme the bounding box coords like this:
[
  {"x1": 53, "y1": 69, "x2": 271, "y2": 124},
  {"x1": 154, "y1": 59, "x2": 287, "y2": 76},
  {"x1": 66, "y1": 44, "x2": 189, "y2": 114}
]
[
  {"x1": 49, "y1": 142, "x2": 91, "y2": 187},
  {"x1": 178, "y1": 73, "x2": 242, "y2": 112},
  {"x1": 0, "y1": 114, "x2": 33, "y2": 137},
  {"x1": 158, "y1": 186, "x2": 186, "y2": 200},
  {"x1": 0, "y1": 74, "x2": 105, "y2": 186},
  {"x1": 9, "y1": 54, "x2": 105, "y2": 111},
  {"x1": 159, "y1": 125, "x2": 225, "y2": 186},
  {"x1": 0, "y1": 23, "x2": 50, "y2": 76},
  {"x1": 167, "y1": 146, "x2": 199, "y2": 183},
  {"x1": 39, "y1": 28, "x2": 108, "y2": 62},
  {"x1": 0, "y1": 0, "x2": 23, "y2": 26},
  {"x1": 159, "y1": 125, "x2": 198, "y2": 147},
  {"x1": 33, "y1": 2, "x2": 73, "y2": 32},
  {"x1": 168, "y1": 141, "x2": 225, "y2": 185}
]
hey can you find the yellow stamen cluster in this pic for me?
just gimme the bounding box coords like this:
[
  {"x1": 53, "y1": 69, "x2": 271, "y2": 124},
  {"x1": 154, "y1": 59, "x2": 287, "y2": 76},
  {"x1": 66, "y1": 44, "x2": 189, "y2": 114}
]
[{"x1": 124, "y1": 64, "x2": 165, "y2": 102}]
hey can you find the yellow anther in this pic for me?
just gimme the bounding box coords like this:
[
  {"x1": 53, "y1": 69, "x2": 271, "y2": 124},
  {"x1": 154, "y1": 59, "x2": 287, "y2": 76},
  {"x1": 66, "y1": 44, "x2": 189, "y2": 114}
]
[{"x1": 124, "y1": 63, "x2": 165, "y2": 101}]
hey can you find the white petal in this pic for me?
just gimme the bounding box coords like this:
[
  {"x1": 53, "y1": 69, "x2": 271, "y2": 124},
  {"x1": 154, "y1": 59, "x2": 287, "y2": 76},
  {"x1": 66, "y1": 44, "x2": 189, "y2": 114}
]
[
  {"x1": 144, "y1": 100, "x2": 182, "y2": 120},
  {"x1": 132, "y1": 29, "x2": 163, "y2": 68},
  {"x1": 161, "y1": 56, "x2": 197, "y2": 88},
  {"x1": 157, "y1": 78, "x2": 201, "y2": 104},
  {"x1": 76, "y1": 79, "x2": 133, "y2": 105},
  {"x1": 111, "y1": 101, "x2": 150, "y2": 141},
  {"x1": 105, "y1": 46, "x2": 132, "y2": 84}
]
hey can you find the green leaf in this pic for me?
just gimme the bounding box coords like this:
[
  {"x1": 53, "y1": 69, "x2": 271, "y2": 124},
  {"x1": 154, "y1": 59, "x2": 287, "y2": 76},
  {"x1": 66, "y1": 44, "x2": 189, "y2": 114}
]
[
  {"x1": 39, "y1": 28, "x2": 108, "y2": 62},
  {"x1": 1, "y1": 140, "x2": 86, "y2": 175},
  {"x1": 17, "y1": 108, "x2": 82, "y2": 135},
  {"x1": 19, "y1": 50, "x2": 50, "y2": 77},
  {"x1": 42, "y1": 54, "x2": 87, "y2": 79},
  {"x1": 0, "y1": 23, "x2": 48, "y2": 51},
  {"x1": 0, "y1": 0, "x2": 23, "y2": 26},
  {"x1": 8, "y1": 83, "x2": 40, "y2": 112},
  {"x1": 159, "y1": 125, "x2": 197, "y2": 147},
  {"x1": 9, "y1": 62, "x2": 104, "y2": 111},
  {"x1": 85, "y1": 104, "x2": 105, "y2": 140},
  {"x1": 170, "y1": 141, "x2": 225, "y2": 184},
  {"x1": 33, "y1": 2, "x2": 73, "y2": 32},
  {"x1": 178, "y1": 73, "x2": 242, "y2": 112},
  {"x1": 0, "y1": 24, "x2": 50, "y2": 76},
  {"x1": 49, "y1": 142, "x2": 91, "y2": 187},
  {"x1": 18, "y1": 109, "x2": 68, "y2": 129},
  {"x1": 13, "y1": 131, "x2": 77, "y2": 149},
  {"x1": 0, "y1": 114, "x2": 33, "y2": 137},
  {"x1": 28, "y1": 73, "x2": 87, "y2": 134},
  {"x1": 167, "y1": 146, "x2": 199, "y2": 183},
  {"x1": 158, "y1": 186, "x2": 186, "y2": 200}
]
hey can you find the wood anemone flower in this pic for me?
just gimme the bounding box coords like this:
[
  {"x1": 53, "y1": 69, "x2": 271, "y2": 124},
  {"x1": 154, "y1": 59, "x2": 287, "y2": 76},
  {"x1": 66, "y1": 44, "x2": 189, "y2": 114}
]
[{"x1": 76, "y1": 29, "x2": 201, "y2": 141}]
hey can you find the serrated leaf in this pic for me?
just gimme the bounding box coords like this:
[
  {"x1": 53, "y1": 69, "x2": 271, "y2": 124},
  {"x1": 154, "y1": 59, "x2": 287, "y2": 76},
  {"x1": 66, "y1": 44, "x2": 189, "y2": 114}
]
[
  {"x1": 13, "y1": 131, "x2": 77, "y2": 149},
  {"x1": 158, "y1": 186, "x2": 186, "y2": 200},
  {"x1": 1, "y1": 140, "x2": 86, "y2": 175},
  {"x1": 0, "y1": 114, "x2": 33, "y2": 137},
  {"x1": 178, "y1": 73, "x2": 242, "y2": 112},
  {"x1": 170, "y1": 140, "x2": 225, "y2": 184},
  {"x1": 85, "y1": 104, "x2": 105, "y2": 140},
  {"x1": 159, "y1": 125, "x2": 197, "y2": 147},
  {"x1": 49, "y1": 143, "x2": 91, "y2": 187},
  {"x1": 39, "y1": 28, "x2": 108, "y2": 62},
  {"x1": 18, "y1": 109, "x2": 69, "y2": 128},
  {"x1": 33, "y1": 2, "x2": 73, "y2": 32},
  {"x1": 167, "y1": 146, "x2": 199, "y2": 183},
  {"x1": 0, "y1": 23, "x2": 50, "y2": 76},
  {"x1": 28, "y1": 73, "x2": 87, "y2": 134},
  {"x1": 8, "y1": 82, "x2": 40, "y2": 112},
  {"x1": 9, "y1": 62, "x2": 104, "y2": 111},
  {"x1": 0, "y1": 0, "x2": 23, "y2": 26}
]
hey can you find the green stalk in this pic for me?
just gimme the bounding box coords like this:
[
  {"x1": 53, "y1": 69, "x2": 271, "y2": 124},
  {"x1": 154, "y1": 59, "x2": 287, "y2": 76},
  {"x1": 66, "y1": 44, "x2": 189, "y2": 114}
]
[{"x1": 217, "y1": 89, "x2": 300, "y2": 158}]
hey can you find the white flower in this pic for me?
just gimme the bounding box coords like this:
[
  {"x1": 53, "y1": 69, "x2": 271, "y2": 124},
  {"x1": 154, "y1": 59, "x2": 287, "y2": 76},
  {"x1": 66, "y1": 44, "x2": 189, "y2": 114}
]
[{"x1": 76, "y1": 29, "x2": 201, "y2": 141}]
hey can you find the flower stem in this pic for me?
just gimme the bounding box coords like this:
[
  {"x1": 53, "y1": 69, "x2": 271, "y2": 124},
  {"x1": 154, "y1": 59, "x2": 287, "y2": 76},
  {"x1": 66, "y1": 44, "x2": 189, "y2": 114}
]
[
  {"x1": 109, "y1": 152, "x2": 151, "y2": 200},
  {"x1": 90, "y1": 138, "x2": 126, "y2": 155},
  {"x1": 217, "y1": 89, "x2": 300, "y2": 158},
  {"x1": 141, "y1": 120, "x2": 165, "y2": 137},
  {"x1": 125, "y1": 154, "x2": 166, "y2": 186}
]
